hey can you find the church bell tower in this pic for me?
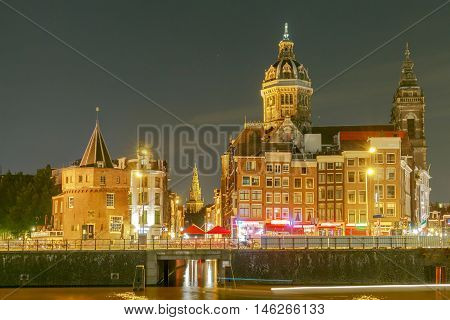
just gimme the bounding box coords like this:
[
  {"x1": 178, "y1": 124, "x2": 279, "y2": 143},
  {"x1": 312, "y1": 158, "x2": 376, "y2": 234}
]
[{"x1": 391, "y1": 43, "x2": 427, "y2": 169}]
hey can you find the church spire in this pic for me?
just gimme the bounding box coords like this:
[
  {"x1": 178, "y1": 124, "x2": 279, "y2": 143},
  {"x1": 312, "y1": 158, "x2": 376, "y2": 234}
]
[
  {"x1": 189, "y1": 163, "x2": 202, "y2": 202},
  {"x1": 399, "y1": 42, "x2": 418, "y2": 87},
  {"x1": 79, "y1": 107, "x2": 114, "y2": 168}
]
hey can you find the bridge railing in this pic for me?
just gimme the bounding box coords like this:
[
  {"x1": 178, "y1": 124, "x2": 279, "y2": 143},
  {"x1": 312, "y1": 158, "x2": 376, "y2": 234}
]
[{"x1": 0, "y1": 236, "x2": 448, "y2": 252}]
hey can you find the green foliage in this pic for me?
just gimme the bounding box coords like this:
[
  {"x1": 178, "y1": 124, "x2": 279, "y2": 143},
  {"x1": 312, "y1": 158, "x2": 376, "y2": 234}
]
[{"x1": 0, "y1": 165, "x2": 59, "y2": 237}]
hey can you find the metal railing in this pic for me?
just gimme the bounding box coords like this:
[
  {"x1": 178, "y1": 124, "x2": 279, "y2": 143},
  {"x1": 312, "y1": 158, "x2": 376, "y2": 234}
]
[{"x1": 0, "y1": 236, "x2": 448, "y2": 252}]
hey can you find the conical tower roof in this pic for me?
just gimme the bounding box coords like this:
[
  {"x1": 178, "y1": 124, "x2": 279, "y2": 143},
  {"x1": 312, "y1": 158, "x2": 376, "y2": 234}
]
[{"x1": 79, "y1": 120, "x2": 114, "y2": 168}]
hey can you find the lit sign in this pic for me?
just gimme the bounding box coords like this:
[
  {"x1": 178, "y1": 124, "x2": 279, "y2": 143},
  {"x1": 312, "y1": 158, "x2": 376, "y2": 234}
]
[{"x1": 271, "y1": 220, "x2": 290, "y2": 225}]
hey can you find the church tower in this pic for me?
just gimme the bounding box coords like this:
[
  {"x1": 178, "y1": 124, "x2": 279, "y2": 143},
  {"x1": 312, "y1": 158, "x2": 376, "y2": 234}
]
[
  {"x1": 261, "y1": 23, "x2": 313, "y2": 133},
  {"x1": 391, "y1": 43, "x2": 427, "y2": 169},
  {"x1": 185, "y1": 163, "x2": 204, "y2": 214}
]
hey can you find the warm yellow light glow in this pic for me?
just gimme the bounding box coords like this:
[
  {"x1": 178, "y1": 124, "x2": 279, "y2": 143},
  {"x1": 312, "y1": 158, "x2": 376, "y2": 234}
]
[
  {"x1": 368, "y1": 147, "x2": 377, "y2": 153},
  {"x1": 134, "y1": 171, "x2": 143, "y2": 178},
  {"x1": 367, "y1": 168, "x2": 375, "y2": 176}
]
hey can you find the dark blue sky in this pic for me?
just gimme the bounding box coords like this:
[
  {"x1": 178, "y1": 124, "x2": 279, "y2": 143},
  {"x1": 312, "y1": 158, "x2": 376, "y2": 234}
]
[{"x1": 0, "y1": 0, "x2": 449, "y2": 202}]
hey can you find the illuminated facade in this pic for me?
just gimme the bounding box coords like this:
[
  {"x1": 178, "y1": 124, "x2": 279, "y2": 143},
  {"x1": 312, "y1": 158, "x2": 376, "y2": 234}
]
[
  {"x1": 52, "y1": 119, "x2": 130, "y2": 240},
  {"x1": 220, "y1": 24, "x2": 431, "y2": 237}
]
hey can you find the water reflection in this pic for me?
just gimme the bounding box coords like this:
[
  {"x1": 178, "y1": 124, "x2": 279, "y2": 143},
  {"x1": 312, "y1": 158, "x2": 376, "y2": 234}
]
[{"x1": 181, "y1": 259, "x2": 217, "y2": 288}]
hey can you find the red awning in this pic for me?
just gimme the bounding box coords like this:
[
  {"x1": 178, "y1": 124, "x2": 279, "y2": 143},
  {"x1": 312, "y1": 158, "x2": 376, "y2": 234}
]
[
  {"x1": 206, "y1": 226, "x2": 231, "y2": 235},
  {"x1": 345, "y1": 228, "x2": 368, "y2": 236},
  {"x1": 183, "y1": 224, "x2": 205, "y2": 235}
]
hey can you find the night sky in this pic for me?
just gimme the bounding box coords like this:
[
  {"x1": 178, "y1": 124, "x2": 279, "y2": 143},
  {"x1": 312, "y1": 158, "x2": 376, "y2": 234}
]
[{"x1": 0, "y1": 0, "x2": 449, "y2": 202}]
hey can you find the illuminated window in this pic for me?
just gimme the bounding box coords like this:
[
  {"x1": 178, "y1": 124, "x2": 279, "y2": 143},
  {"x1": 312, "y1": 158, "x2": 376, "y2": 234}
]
[
  {"x1": 282, "y1": 164, "x2": 289, "y2": 173},
  {"x1": 274, "y1": 164, "x2": 281, "y2": 174},
  {"x1": 239, "y1": 204, "x2": 250, "y2": 218},
  {"x1": 306, "y1": 178, "x2": 314, "y2": 189},
  {"x1": 239, "y1": 190, "x2": 250, "y2": 200},
  {"x1": 348, "y1": 210, "x2": 356, "y2": 224},
  {"x1": 274, "y1": 177, "x2": 281, "y2": 187},
  {"x1": 242, "y1": 176, "x2": 250, "y2": 186},
  {"x1": 335, "y1": 186, "x2": 343, "y2": 200},
  {"x1": 251, "y1": 176, "x2": 260, "y2": 186},
  {"x1": 335, "y1": 173, "x2": 343, "y2": 183},
  {"x1": 327, "y1": 174, "x2": 334, "y2": 183},
  {"x1": 306, "y1": 192, "x2": 314, "y2": 204},
  {"x1": 251, "y1": 205, "x2": 262, "y2": 218},
  {"x1": 251, "y1": 190, "x2": 262, "y2": 201},
  {"x1": 274, "y1": 193, "x2": 281, "y2": 204},
  {"x1": 386, "y1": 168, "x2": 396, "y2": 180},
  {"x1": 358, "y1": 158, "x2": 366, "y2": 166},
  {"x1": 266, "y1": 208, "x2": 273, "y2": 220},
  {"x1": 282, "y1": 193, "x2": 289, "y2": 204},
  {"x1": 106, "y1": 193, "x2": 115, "y2": 208},
  {"x1": 319, "y1": 173, "x2": 326, "y2": 184},
  {"x1": 375, "y1": 184, "x2": 384, "y2": 199},
  {"x1": 294, "y1": 192, "x2": 302, "y2": 204},
  {"x1": 319, "y1": 186, "x2": 326, "y2": 201},
  {"x1": 327, "y1": 163, "x2": 334, "y2": 170},
  {"x1": 155, "y1": 192, "x2": 161, "y2": 206},
  {"x1": 386, "y1": 185, "x2": 396, "y2": 199},
  {"x1": 68, "y1": 197, "x2": 74, "y2": 208},
  {"x1": 358, "y1": 190, "x2": 367, "y2": 204},
  {"x1": 386, "y1": 203, "x2": 396, "y2": 217},
  {"x1": 359, "y1": 210, "x2": 367, "y2": 223},
  {"x1": 109, "y1": 216, "x2": 123, "y2": 233},
  {"x1": 327, "y1": 187, "x2": 334, "y2": 200},
  {"x1": 347, "y1": 190, "x2": 356, "y2": 204},
  {"x1": 282, "y1": 208, "x2": 289, "y2": 220},
  {"x1": 335, "y1": 162, "x2": 343, "y2": 170},
  {"x1": 293, "y1": 208, "x2": 302, "y2": 221},
  {"x1": 246, "y1": 161, "x2": 256, "y2": 171}
]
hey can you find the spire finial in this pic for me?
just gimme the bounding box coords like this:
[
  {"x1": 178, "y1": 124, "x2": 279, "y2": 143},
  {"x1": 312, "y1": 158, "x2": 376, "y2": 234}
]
[
  {"x1": 405, "y1": 42, "x2": 410, "y2": 59},
  {"x1": 95, "y1": 106, "x2": 100, "y2": 124},
  {"x1": 283, "y1": 22, "x2": 289, "y2": 40}
]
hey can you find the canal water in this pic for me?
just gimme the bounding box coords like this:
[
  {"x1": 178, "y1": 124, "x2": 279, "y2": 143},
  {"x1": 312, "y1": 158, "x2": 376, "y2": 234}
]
[{"x1": 0, "y1": 260, "x2": 447, "y2": 300}]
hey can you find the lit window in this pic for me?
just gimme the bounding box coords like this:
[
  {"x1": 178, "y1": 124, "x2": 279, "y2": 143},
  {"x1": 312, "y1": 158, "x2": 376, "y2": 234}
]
[
  {"x1": 327, "y1": 162, "x2": 334, "y2": 170},
  {"x1": 336, "y1": 204, "x2": 343, "y2": 221},
  {"x1": 327, "y1": 187, "x2": 334, "y2": 200},
  {"x1": 274, "y1": 177, "x2": 281, "y2": 187},
  {"x1": 251, "y1": 176, "x2": 260, "y2": 186},
  {"x1": 386, "y1": 185, "x2": 396, "y2": 199},
  {"x1": 306, "y1": 192, "x2": 314, "y2": 204},
  {"x1": 358, "y1": 158, "x2": 366, "y2": 166},
  {"x1": 274, "y1": 193, "x2": 281, "y2": 204},
  {"x1": 347, "y1": 171, "x2": 356, "y2": 183},
  {"x1": 266, "y1": 208, "x2": 273, "y2": 220},
  {"x1": 386, "y1": 153, "x2": 396, "y2": 164},
  {"x1": 318, "y1": 163, "x2": 326, "y2": 170},
  {"x1": 282, "y1": 164, "x2": 289, "y2": 173},
  {"x1": 359, "y1": 210, "x2": 367, "y2": 223},
  {"x1": 327, "y1": 174, "x2": 334, "y2": 183},
  {"x1": 106, "y1": 193, "x2": 115, "y2": 208},
  {"x1": 348, "y1": 210, "x2": 356, "y2": 224},
  {"x1": 155, "y1": 209, "x2": 161, "y2": 224},
  {"x1": 358, "y1": 171, "x2": 366, "y2": 183},
  {"x1": 386, "y1": 203, "x2": 396, "y2": 217},
  {"x1": 294, "y1": 192, "x2": 302, "y2": 204},
  {"x1": 68, "y1": 196, "x2": 74, "y2": 208},
  {"x1": 335, "y1": 187, "x2": 343, "y2": 200},
  {"x1": 386, "y1": 168, "x2": 396, "y2": 180},
  {"x1": 246, "y1": 161, "x2": 256, "y2": 171},
  {"x1": 375, "y1": 185, "x2": 384, "y2": 200},
  {"x1": 239, "y1": 190, "x2": 250, "y2": 200},
  {"x1": 251, "y1": 190, "x2": 262, "y2": 201},
  {"x1": 319, "y1": 173, "x2": 326, "y2": 184},
  {"x1": 251, "y1": 205, "x2": 262, "y2": 218},
  {"x1": 335, "y1": 173, "x2": 343, "y2": 183},
  {"x1": 282, "y1": 208, "x2": 289, "y2": 220},
  {"x1": 155, "y1": 192, "x2": 161, "y2": 206},
  {"x1": 347, "y1": 190, "x2": 356, "y2": 204},
  {"x1": 375, "y1": 153, "x2": 384, "y2": 164},
  {"x1": 358, "y1": 190, "x2": 367, "y2": 204},
  {"x1": 239, "y1": 204, "x2": 250, "y2": 218},
  {"x1": 318, "y1": 186, "x2": 326, "y2": 201},
  {"x1": 306, "y1": 178, "x2": 314, "y2": 189},
  {"x1": 305, "y1": 208, "x2": 314, "y2": 220},
  {"x1": 109, "y1": 216, "x2": 123, "y2": 233},
  {"x1": 335, "y1": 162, "x2": 343, "y2": 170},
  {"x1": 274, "y1": 208, "x2": 281, "y2": 220},
  {"x1": 274, "y1": 164, "x2": 281, "y2": 174},
  {"x1": 293, "y1": 208, "x2": 302, "y2": 221},
  {"x1": 155, "y1": 177, "x2": 161, "y2": 188},
  {"x1": 242, "y1": 176, "x2": 250, "y2": 186}
]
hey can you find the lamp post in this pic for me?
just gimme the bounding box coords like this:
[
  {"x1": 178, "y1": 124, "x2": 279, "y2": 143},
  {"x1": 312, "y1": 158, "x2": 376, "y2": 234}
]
[
  {"x1": 368, "y1": 146, "x2": 382, "y2": 236},
  {"x1": 366, "y1": 167, "x2": 374, "y2": 234}
]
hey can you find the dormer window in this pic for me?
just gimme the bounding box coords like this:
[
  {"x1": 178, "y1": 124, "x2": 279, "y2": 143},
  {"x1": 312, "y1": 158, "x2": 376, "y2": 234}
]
[{"x1": 97, "y1": 161, "x2": 104, "y2": 168}]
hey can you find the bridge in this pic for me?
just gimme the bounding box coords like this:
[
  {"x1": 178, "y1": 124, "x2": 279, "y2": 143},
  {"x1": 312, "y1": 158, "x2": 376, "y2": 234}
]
[{"x1": 0, "y1": 235, "x2": 448, "y2": 252}]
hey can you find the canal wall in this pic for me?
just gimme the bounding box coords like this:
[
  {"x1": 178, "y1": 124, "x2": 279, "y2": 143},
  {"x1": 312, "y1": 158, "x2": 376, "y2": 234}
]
[
  {"x1": 230, "y1": 249, "x2": 450, "y2": 285},
  {"x1": 0, "y1": 249, "x2": 448, "y2": 287}
]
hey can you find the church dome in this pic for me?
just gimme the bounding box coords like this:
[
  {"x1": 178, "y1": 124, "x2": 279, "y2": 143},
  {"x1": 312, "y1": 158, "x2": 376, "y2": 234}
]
[{"x1": 263, "y1": 23, "x2": 311, "y2": 83}]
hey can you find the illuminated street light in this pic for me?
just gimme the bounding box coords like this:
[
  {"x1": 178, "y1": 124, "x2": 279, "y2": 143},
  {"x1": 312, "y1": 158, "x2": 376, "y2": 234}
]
[
  {"x1": 369, "y1": 147, "x2": 377, "y2": 153},
  {"x1": 367, "y1": 168, "x2": 374, "y2": 176}
]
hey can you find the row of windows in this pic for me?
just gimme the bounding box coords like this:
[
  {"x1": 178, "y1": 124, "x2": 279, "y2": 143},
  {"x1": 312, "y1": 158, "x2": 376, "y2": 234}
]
[
  {"x1": 374, "y1": 153, "x2": 396, "y2": 164},
  {"x1": 346, "y1": 158, "x2": 367, "y2": 167},
  {"x1": 318, "y1": 203, "x2": 343, "y2": 221},
  {"x1": 318, "y1": 162, "x2": 343, "y2": 171},
  {"x1": 239, "y1": 190, "x2": 314, "y2": 204},
  {"x1": 67, "y1": 193, "x2": 117, "y2": 209},
  {"x1": 242, "y1": 176, "x2": 315, "y2": 188},
  {"x1": 318, "y1": 186, "x2": 345, "y2": 201},
  {"x1": 239, "y1": 205, "x2": 313, "y2": 221},
  {"x1": 245, "y1": 161, "x2": 310, "y2": 175}
]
